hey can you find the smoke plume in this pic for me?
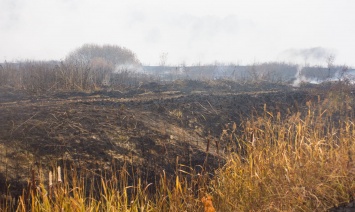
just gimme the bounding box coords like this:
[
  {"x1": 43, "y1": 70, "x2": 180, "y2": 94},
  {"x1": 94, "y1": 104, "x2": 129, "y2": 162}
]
[{"x1": 282, "y1": 47, "x2": 335, "y2": 65}]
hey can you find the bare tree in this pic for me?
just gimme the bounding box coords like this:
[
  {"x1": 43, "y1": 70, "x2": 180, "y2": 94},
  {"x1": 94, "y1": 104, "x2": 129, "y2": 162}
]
[
  {"x1": 159, "y1": 52, "x2": 168, "y2": 67},
  {"x1": 326, "y1": 54, "x2": 335, "y2": 78}
]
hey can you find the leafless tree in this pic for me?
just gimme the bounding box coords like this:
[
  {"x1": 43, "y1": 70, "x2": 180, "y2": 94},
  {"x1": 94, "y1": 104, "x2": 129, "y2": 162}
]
[{"x1": 326, "y1": 54, "x2": 335, "y2": 78}]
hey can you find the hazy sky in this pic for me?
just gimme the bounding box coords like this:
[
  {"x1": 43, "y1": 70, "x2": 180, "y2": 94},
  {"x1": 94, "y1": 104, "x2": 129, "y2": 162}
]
[{"x1": 1, "y1": 0, "x2": 354, "y2": 66}]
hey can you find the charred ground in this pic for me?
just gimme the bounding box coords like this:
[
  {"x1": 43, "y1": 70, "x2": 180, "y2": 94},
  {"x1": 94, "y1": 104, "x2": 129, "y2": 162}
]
[{"x1": 0, "y1": 80, "x2": 327, "y2": 198}]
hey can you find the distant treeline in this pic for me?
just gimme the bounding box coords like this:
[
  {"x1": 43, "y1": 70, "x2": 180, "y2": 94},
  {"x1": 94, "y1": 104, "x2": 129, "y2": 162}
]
[
  {"x1": 0, "y1": 60, "x2": 352, "y2": 94},
  {"x1": 0, "y1": 61, "x2": 151, "y2": 94},
  {"x1": 143, "y1": 62, "x2": 351, "y2": 82}
]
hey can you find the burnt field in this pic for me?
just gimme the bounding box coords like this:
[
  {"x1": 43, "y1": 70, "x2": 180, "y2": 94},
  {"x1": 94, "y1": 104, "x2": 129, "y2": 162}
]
[
  {"x1": 0, "y1": 80, "x2": 318, "y2": 196},
  {"x1": 1, "y1": 78, "x2": 355, "y2": 211}
]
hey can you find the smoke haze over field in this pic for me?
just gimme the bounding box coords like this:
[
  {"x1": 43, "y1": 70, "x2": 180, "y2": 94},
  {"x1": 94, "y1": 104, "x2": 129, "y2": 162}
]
[
  {"x1": 281, "y1": 47, "x2": 336, "y2": 65},
  {"x1": 0, "y1": 0, "x2": 354, "y2": 66}
]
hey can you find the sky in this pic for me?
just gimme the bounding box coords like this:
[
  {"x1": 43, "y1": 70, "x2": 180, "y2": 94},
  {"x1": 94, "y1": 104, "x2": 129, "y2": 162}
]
[{"x1": 1, "y1": 0, "x2": 354, "y2": 66}]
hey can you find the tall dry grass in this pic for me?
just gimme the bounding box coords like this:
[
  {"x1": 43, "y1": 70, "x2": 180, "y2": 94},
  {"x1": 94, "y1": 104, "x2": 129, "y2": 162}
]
[
  {"x1": 211, "y1": 88, "x2": 355, "y2": 211},
  {"x1": 1, "y1": 161, "x2": 210, "y2": 211}
]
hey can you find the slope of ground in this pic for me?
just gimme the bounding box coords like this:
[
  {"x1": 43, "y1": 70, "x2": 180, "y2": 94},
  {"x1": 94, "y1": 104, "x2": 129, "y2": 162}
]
[{"x1": 0, "y1": 80, "x2": 314, "y2": 199}]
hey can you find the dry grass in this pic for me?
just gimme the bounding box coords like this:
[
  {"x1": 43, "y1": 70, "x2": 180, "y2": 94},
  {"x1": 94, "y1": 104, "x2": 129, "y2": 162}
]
[
  {"x1": 1, "y1": 161, "x2": 210, "y2": 211},
  {"x1": 211, "y1": 89, "x2": 355, "y2": 211}
]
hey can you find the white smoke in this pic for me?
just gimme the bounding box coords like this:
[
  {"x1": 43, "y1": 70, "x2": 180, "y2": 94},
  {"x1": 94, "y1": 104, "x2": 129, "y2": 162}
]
[
  {"x1": 328, "y1": 68, "x2": 355, "y2": 83},
  {"x1": 292, "y1": 65, "x2": 305, "y2": 87},
  {"x1": 115, "y1": 63, "x2": 144, "y2": 73},
  {"x1": 292, "y1": 65, "x2": 355, "y2": 87},
  {"x1": 281, "y1": 47, "x2": 336, "y2": 66},
  {"x1": 292, "y1": 65, "x2": 321, "y2": 87},
  {"x1": 284, "y1": 47, "x2": 338, "y2": 87}
]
